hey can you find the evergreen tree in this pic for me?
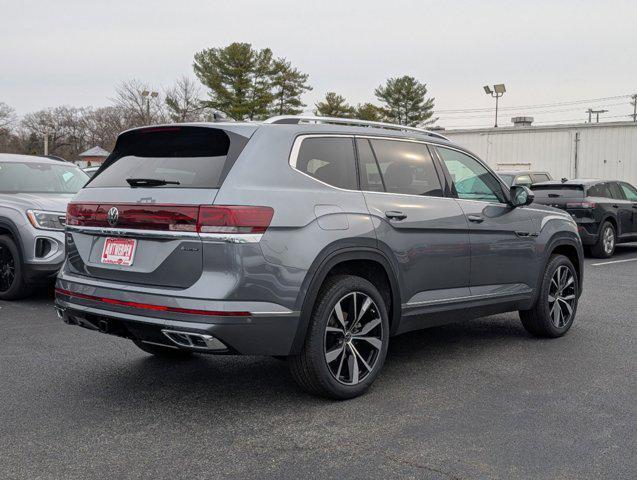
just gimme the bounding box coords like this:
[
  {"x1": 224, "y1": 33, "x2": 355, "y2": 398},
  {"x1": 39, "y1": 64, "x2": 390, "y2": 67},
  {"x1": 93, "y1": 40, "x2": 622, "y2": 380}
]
[
  {"x1": 374, "y1": 76, "x2": 437, "y2": 126},
  {"x1": 354, "y1": 103, "x2": 384, "y2": 121},
  {"x1": 315, "y1": 92, "x2": 354, "y2": 118},
  {"x1": 193, "y1": 43, "x2": 311, "y2": 121},
  {"x1": 270, "y1": 59, "x2": 312, "y2": 115}
]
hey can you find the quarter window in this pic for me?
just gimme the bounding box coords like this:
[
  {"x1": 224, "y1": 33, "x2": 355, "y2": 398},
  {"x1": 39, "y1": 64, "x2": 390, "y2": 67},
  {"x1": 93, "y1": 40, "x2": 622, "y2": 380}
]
[
  {"x1": 369, "y1": 139, "x2": 442, "y2": 196},
  {"x1": 437, "y1": 147, "x2": 505, "y2": 203},
  {"x1": 295, "y1": 137, "x2": 358, "y2": 190}
]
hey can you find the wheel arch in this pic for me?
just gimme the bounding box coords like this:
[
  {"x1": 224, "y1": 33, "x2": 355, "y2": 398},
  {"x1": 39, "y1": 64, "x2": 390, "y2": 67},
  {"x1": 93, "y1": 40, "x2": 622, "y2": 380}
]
[
  {"x1": 290, "y1": 241, "x2": 401, "y2": 354},
  {"x1": 0, "y1": 218, "x2": 23, "y2": 259}
]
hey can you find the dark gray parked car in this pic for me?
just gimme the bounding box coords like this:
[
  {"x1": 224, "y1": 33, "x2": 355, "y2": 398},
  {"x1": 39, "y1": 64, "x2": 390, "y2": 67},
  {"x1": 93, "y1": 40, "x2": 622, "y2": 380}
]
[
  {"x1": 55, "y1": 117, "x2": 584, "y2": 399},
  {"x1": 0, "y1": 154, "x2": 88, "y2": 299}
]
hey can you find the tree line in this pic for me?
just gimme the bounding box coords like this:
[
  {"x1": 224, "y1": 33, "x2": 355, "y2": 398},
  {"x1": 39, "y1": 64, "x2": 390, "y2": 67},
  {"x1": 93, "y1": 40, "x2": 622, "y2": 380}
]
[{"x1": 0, "y1": 42, "x2": 436, "y2": 160}]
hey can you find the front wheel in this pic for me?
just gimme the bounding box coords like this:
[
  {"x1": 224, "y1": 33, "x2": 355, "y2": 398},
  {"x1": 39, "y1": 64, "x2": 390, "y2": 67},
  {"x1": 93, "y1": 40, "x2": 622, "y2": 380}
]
[
  {"x1": 288, "y1": 275, "x2": 389, "y2": 399},
  {"x1": 520, "y1": 254, "x2": 579, "y2": 338},
  {"x1": 0, "y1": 235, "x2": 31, "y2": 300}
]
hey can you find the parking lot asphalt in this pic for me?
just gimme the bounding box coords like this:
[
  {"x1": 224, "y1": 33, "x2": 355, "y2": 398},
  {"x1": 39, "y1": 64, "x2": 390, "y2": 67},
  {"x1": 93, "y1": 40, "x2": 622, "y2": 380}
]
[{"x1": 1, "y1": 246, "x2": 636, "y2": 480}]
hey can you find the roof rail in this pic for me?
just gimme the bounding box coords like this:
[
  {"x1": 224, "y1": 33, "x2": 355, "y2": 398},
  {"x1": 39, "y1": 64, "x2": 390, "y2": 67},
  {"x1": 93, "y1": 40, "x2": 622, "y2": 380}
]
[{"x1": 263, "y1": 115, "x2": 450, "y2": 141}]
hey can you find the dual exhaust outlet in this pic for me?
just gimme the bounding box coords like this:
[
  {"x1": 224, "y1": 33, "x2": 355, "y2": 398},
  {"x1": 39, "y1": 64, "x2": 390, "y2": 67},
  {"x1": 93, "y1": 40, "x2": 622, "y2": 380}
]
[{"x1": 160, "y1": 329, "x2": 227, "y2": 352}]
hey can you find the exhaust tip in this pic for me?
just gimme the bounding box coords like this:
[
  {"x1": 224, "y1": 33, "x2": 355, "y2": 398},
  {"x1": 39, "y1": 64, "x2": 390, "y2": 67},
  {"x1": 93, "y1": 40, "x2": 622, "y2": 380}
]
[{"x1": 161, "y1": 329, "x2": 227, "y2": 351}]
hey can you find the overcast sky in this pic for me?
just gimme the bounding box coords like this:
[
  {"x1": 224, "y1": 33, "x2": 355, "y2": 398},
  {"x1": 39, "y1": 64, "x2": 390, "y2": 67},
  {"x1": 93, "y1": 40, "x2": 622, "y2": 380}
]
[{"x1": 2, "y1": 0, "x2": 636, "y2": 128}]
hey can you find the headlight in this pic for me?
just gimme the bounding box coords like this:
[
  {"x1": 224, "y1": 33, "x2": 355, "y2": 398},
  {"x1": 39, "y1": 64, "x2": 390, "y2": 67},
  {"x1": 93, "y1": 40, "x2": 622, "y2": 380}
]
[{"x1": 26, "y1": 210, "x2": 66, "y2": 231}]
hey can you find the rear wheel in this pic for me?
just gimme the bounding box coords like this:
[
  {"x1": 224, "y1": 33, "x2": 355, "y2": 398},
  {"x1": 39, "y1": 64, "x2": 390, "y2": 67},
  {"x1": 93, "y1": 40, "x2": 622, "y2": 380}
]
[
  {"x1": 590, "y1": 221, "x2": 616, "y2": 258},
  {"x1": 0, "y1": 235, "x2": 31, "y2": 301},
  {"x1": 132, "y1": 339, "x2": 193, "y2": 358},
  {"x1": 520, "y1": 254, "x2": 579, "y2": 338},
  {"x1": 288, "y1": 275, "x2": 389, "y2": 399}
]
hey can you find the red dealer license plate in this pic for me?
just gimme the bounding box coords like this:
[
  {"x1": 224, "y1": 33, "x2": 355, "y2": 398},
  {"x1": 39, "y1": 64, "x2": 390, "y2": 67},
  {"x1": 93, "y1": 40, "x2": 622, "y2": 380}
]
[{"x1": 101, "y1": 238, "x2": 137, "y2": 266}]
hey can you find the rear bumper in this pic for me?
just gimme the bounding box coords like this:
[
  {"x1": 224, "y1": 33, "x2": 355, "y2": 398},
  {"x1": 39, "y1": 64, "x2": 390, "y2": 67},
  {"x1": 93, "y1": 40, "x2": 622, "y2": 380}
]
[
  {"x1": 54, "y1": 279, "x2": 301, "y2": 356},
  {"x1": 576, "y1": 222, "x2": 600, "y2": 245}
]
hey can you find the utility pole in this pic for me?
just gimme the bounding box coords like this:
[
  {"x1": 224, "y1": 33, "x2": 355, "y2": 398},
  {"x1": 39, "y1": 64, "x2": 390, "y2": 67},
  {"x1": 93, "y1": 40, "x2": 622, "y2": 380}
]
[
  {"x1": 630, "y1": 94, "x2": 637, "y2": 122},
  {"x1": 585, "y1": 108, "x2": 608, "y2": 123},
  {"x1": 43, "y1": 127, "x2": 49, "y2": 156}
]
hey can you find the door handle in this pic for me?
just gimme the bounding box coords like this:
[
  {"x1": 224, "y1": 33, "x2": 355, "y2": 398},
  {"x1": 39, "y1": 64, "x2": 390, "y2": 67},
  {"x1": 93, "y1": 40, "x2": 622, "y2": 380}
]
[
  {"x1": 467, "y1": 215, "x2": 484, "y2": 223},
  {"x1": 515, "y1": 231, "x2": 531, "y2": 237},
  {"x1": 612, "y1": 204, "x2": 619, "y2": 208},
  {"x1": 385, "y1": 210, "x2": 407, "y2": 221},
  {"x1": 632, "y1": 205, "x2": 637, "y2": 209}
]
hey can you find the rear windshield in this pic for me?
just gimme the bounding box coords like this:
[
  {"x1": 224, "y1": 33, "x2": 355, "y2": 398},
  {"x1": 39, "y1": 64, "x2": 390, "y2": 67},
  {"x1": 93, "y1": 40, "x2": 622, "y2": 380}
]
[
  {"x1": 530, "y1": 185, "x2": 584, "y2": 198},
  {"x1": 0, "y1": 162, "x2": 88, "y2": 193},
  {"x1": 88, "y1": 126, "x2": 247, "y2": 189}
]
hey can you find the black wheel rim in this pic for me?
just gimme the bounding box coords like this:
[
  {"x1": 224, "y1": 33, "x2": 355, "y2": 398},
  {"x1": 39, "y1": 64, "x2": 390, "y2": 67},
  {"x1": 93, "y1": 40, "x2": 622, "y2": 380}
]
[
  {"x1": 0, "y1": 244, "x2": 16, "y2": 292},
  {"x1": 323, "y1": 291, "x2": 383, "y2": 385},
  {"x1": 548, "y1": 265, "x2": 577, "y2": 328}
]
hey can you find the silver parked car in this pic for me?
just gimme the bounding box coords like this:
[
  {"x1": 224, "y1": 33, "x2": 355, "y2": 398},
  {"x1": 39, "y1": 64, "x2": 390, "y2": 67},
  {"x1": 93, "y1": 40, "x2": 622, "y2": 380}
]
[
  {"x1": 55, "y1": 117, "x2": 584, "y2": 399},
  {"x1": 0, "y1": 154, "x2": 89, "y2": 299}
]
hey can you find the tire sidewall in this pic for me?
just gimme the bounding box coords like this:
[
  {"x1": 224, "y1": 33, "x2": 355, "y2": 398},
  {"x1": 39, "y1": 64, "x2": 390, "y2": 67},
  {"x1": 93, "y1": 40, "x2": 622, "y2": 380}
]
[
  {"x1": 306, "y1": 276, "x2": 389, "y2": 399},
  {"x1": 0, "y1": 235, "x2": 26, "y2": 300},
  {"x1": 537, "y1": 255, "x2": 579, "y2": 336}
]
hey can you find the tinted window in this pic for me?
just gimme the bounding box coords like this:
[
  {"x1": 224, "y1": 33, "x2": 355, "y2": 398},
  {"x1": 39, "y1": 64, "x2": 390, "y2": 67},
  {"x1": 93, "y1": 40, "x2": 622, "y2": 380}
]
[
  {"x1": 587, "y1": 183, "x2": 611, "y2": 198},
  {"x1": 370, "y1": 139, "x2": 442, "y2": 196},
  {"x1": 532, "y1": 173, "x2": 551, "y2": 183},
  {"x1": 356, "y1": 139, "x2": 384, "y2": 192},
  {"x1": 437, "y1": 147, "x2": 505, "y2": 203},
  {"x1": 620, "y1": 182, "x2": 637, "y2": 201},
  {"x1": 531, "y1": 185, "x2": 585, "y2": 198},
  {"x1": 88, "y1": 127, "x2": 242, "y2": 189},
  {"x1": 608, "y1": 182, "x2": 625, "y2": 200},
  {"x1": 0, "y1": 162, "x2": 88, "y2": 193},
  {"x1": 296, "y1": 137, "x2": 357, "y2": 190}
]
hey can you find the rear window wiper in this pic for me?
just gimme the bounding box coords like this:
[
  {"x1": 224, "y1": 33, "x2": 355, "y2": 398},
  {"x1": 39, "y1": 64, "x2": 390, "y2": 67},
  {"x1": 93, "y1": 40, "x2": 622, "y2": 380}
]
[{"x1": 126, "y1": 178, "x2": 180, "y2": 188}]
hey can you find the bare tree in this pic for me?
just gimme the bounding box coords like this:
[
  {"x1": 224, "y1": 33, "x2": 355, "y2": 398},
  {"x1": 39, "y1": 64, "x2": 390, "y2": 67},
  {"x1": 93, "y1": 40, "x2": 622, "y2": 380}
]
[
  {"x1": 0, "y1": 102, "x2": 17, "y2": 131},
  {"x1": 112, "y1": 79, "x2": 165, "y2": 126},
  {"x1": 82, "y1": 106, "x2": 133, "y2": 151},
  {"x1": 164, "y1": 76, "x2": 208, "y2": 122}
]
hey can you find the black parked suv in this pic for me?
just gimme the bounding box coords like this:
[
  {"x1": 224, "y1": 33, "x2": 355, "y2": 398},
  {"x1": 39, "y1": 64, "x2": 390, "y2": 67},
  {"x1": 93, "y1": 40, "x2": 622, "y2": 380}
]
[{"x1": 532, "y1": 179, "x2": 637, "y2": 258}]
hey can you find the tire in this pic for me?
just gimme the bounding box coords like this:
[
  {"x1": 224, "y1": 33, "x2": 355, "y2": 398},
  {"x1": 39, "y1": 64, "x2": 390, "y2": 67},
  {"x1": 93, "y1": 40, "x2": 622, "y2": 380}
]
[
  {"x1": 519, "y1": 254, "x2": 579, "y2": 338},
  {"x1": 288, "y1": 275, "x2": 389, "y2": 400},
  {"x1": 132, "y1": 339, "x2": 194, "y2": 358},
  {"x1": 0, "y1": 235, "x2": 31, "y2": 300},
  {"x1": 590, "y1": 221, "x2": 616, "y2": 258}
]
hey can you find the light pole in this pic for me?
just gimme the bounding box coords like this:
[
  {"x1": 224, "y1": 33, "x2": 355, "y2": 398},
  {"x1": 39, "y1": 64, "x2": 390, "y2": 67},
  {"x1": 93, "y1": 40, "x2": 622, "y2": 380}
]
[
  {"x1": 483, "y1": 84, "x2": 506, "y2": 128},
  {"x1": 141, "y1": 90, "x2": 159, "y2": 124}
]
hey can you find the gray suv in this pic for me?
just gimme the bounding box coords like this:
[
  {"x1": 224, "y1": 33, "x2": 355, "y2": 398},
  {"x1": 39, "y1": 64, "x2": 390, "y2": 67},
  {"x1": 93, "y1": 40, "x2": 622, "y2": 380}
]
[
  {"x1": 55, "y1": 117, "x2": 584, "y2": 399},
  {"x1": 0, "y1": 154, "x2": 88, "y2": 299}
]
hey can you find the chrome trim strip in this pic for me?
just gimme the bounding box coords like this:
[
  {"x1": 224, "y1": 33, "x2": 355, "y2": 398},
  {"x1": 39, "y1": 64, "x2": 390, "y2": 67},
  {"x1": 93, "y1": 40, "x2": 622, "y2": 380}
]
[
  {"x1": 199, "y1": 233, "x2": 263, "y2": 244},
  {"x1": 402, "y1": 290, "x2": 532, "y2": 308},
  {"x1": 66, "y1": 225, "x2": 199, "y2": 239},
  {"x1": 141, "y1": 340, "x2": 180, "y2": 350}
]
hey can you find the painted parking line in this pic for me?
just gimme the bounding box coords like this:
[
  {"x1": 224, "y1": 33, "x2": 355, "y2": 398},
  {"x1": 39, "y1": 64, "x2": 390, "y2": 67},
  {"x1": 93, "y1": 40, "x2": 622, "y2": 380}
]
[{"x1": 591, "y1": 258, "x2": 637, "y2": 266}]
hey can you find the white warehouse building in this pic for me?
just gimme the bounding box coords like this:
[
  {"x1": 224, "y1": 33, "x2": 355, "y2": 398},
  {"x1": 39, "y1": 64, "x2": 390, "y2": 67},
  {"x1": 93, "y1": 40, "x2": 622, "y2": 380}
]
[{"x1": 443, "y1": 120, "x2": 637, "y2": 186}]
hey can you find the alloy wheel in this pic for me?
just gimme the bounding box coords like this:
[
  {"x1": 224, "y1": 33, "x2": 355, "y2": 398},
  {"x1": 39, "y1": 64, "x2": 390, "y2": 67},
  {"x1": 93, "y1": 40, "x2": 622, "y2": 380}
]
[
  {"x1": 0, "y1": 244, "x2": 16, "y2": 292},
  {"x1": 323, "y1": 292, "x2": 384, "y2": 385},
  {"x1": 602, "y1": 226, "x2": 615, "y2": 255},
  {"x1": 548, "y1": 265, "x2": 576, "y2": 328}
]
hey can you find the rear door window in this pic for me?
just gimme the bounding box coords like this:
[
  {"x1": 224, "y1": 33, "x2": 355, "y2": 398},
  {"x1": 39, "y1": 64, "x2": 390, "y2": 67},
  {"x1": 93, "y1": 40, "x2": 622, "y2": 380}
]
[
  {"x1": 608, "y1": 182, "x2": 626, "y2": 200},
  {"x1": 295, "y1": 137, "x2": 358, "y2": 190},
  {"x1": 88, "y1": 127, "x2": 246, "y2": 189},
  {"x1": 370, "y1": 139, "x2": 442, "y2": 196},
  {"x1": 356, "y1": 139, "x2": 385, "y2": 192}
]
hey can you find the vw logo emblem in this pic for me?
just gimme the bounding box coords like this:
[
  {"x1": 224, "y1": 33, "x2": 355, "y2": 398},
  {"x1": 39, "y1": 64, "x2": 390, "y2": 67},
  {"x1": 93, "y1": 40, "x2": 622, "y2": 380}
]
[{"x1": 107, "y1": 207, "x2": 119, "y2": 226}]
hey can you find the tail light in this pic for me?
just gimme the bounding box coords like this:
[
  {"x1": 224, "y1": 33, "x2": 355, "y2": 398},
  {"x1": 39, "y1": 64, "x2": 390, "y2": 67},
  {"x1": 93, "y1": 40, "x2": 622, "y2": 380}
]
[
  {"x1": 197, "y1": 206, "x2": 274, "y2": 234},
  {"x1": 566, "y1": 202, "x2": 596, "y2": 209},
  {"x1": 67, "y1": 203, "x2": 273, "y2": 234}
]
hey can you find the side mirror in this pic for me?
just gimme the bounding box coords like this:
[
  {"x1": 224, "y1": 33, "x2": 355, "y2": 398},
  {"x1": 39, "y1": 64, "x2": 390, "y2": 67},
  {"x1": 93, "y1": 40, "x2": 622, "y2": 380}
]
[{"x1": 510, "y1": 185, "x2": 534, "y2": 207}]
